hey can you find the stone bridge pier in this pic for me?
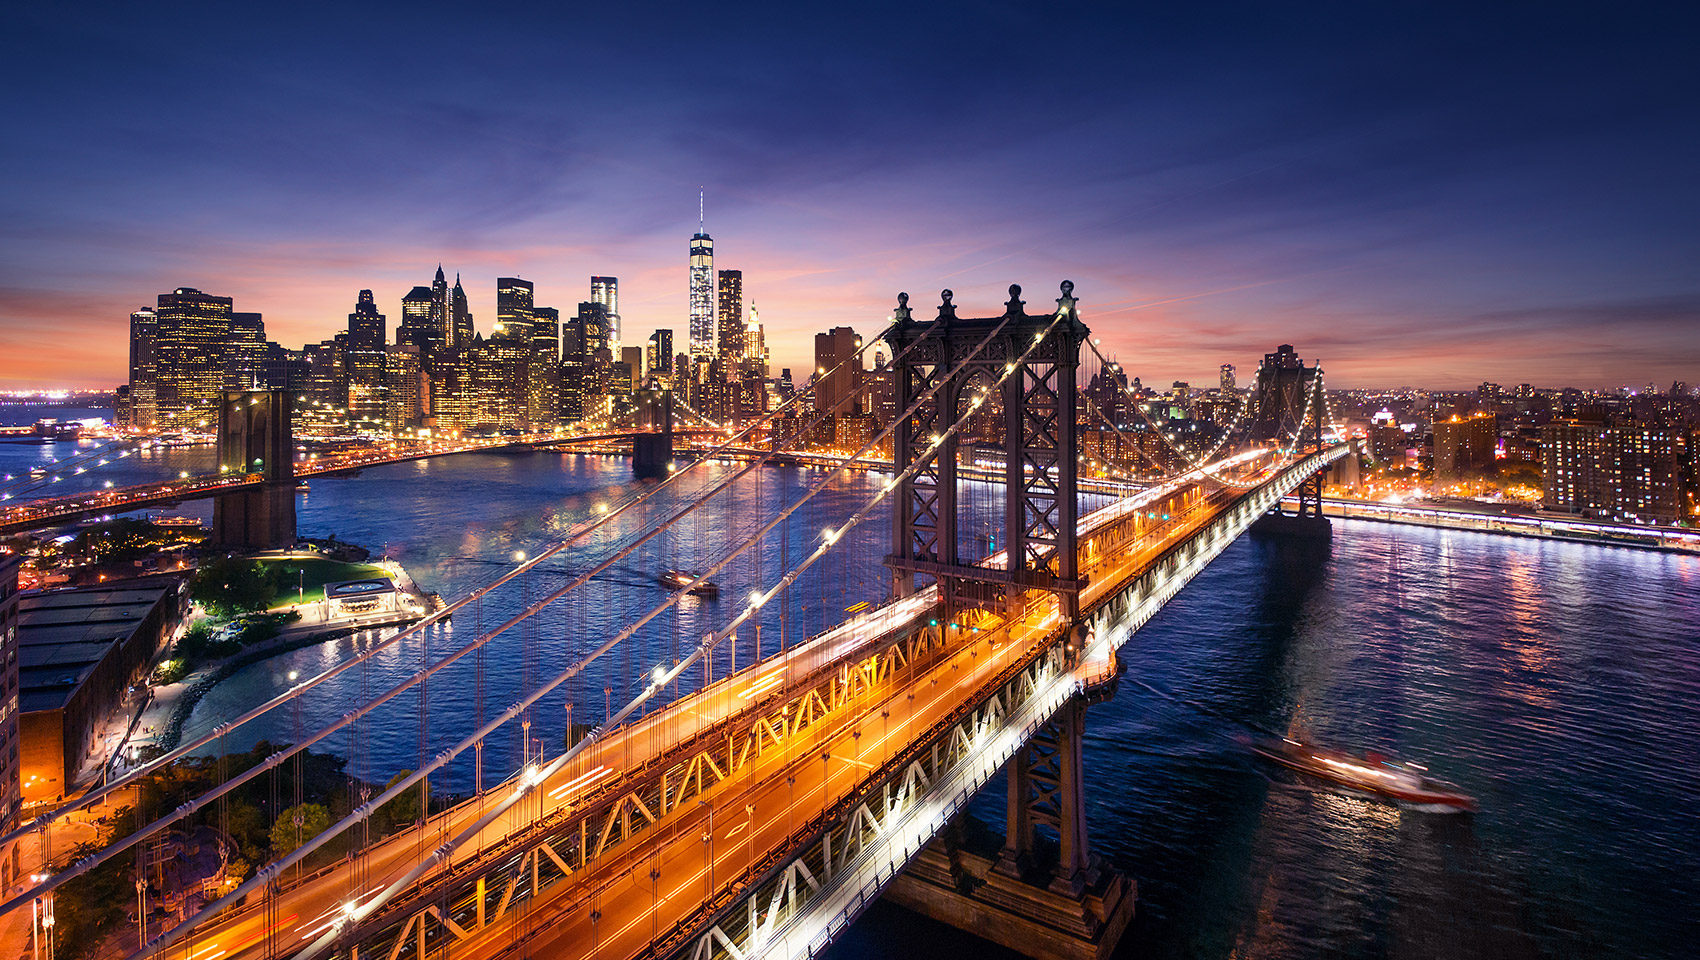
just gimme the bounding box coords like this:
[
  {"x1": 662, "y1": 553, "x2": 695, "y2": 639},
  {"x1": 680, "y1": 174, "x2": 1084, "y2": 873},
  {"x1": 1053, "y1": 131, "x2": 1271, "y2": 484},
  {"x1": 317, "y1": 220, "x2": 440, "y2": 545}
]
[
  {"x1": 632, "y1": 377, "x2": 674, "y2": 480},
  {"x1": 211, "y1": 389, "x2": 297, "y2": 549},
  {"x1": 886, "y1": 684, "x2": 1134, "y2": 960}
]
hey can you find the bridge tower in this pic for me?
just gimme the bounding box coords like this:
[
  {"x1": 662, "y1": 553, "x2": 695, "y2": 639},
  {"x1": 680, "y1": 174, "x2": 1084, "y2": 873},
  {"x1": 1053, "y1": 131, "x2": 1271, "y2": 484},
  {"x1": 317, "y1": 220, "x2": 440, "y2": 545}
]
[
  {"x1": 884, "y1": 284, "x2": 1133, "y2": 959},
  {"x1": 631, "y1": 375, "x2": 674, "y2": 480},
  {"x1": 211, "y1": 389, "x2": 296, "y2": 549},
  {"x1": 1249, "y1": 347, "x2": 1331, "y2": 537},
  {"x1": 886, "y1": 282, "x2": 1087, "y2": 619}
]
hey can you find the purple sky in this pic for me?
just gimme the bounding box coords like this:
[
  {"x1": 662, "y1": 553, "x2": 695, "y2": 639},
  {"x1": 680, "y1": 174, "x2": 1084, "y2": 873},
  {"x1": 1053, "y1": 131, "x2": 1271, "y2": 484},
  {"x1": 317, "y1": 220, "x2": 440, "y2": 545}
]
[{"x1": 3, "y1": 2, "x2": 1698, "y2": 391}]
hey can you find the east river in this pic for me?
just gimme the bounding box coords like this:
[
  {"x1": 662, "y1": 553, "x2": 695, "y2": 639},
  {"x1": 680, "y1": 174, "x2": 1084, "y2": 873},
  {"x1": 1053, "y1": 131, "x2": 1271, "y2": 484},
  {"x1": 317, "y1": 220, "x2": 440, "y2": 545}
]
[{"x1": 3, "y1": 409, "x2": 1696, "y2": 958}]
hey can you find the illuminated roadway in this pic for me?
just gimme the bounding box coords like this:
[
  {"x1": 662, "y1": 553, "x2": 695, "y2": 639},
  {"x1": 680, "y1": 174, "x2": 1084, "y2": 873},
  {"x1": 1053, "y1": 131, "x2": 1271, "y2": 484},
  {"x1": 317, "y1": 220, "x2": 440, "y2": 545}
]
[{"x1": 153, "y1": 451, "x2": 1285, "y2": 960}]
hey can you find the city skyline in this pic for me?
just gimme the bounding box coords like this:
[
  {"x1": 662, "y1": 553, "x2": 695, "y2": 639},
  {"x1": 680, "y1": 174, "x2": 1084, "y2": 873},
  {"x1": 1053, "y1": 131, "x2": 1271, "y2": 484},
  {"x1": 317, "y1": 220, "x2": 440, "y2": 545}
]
[{"x1": 4, "y1": 6, "x2": 1698, "y2": 391}]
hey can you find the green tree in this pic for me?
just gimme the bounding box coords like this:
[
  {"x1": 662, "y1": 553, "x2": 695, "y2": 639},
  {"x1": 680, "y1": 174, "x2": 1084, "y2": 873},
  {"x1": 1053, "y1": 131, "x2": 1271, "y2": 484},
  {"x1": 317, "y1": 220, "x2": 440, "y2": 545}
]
[
  {"x1": 269, "y1": 802, "x2": 332, "y2": 857},
  {"x1": 191, "y1": 556, "x2": 279, "y2": 619},
  {"x1": 378, "y1": 770, "x2": 426, "y2": 831}
]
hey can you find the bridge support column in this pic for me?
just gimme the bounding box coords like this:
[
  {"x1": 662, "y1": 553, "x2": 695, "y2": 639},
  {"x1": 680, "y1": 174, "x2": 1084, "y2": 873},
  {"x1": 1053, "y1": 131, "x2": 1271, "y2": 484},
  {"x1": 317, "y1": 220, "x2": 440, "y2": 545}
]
[
  {"x1": 631, "y1": 378, "x2": 673, "y2": 480},
  {"x1": 886, "y1": 695, "x2": 1134, "y2": 960},
  {"x1": 211, "y1": 390, "x2": 297, "y2": 549}
]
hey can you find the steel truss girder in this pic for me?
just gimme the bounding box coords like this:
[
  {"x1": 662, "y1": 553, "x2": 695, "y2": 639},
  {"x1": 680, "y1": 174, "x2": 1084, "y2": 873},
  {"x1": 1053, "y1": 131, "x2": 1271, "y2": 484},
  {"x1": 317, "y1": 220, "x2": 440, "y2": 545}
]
[
  {"x1": 888, "y1": 284, "x2": 1087, "y2": 618},
  {"x1": 334, "y1": 619, "x2": 957, "y2": 960}
]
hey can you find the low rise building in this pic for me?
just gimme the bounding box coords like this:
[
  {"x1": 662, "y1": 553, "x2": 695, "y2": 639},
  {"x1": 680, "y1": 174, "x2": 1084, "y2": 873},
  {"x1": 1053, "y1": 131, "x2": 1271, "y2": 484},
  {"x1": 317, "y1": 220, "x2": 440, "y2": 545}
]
[{"x1": 17, "y1": 581, "x2": 187, "y2": 800}]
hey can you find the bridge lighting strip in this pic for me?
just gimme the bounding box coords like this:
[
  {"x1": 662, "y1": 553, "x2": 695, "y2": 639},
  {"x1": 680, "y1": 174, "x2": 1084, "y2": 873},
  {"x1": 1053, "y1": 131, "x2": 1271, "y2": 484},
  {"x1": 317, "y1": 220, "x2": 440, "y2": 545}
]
[
  {"x1": 286, "y1": 306, "x2": 1066, "y2": 960},
  {"x1": 1, "y1": 311, "x2": 929, "y2": 916}
]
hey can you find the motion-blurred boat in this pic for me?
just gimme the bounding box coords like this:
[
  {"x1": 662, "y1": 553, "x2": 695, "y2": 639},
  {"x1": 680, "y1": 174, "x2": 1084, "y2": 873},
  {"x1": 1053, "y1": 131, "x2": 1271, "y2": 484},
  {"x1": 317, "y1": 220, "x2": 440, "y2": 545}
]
[
  {"x1": 1244, "y1": 736, "x2": 1477, "y2": 811},
  {"x1": 658, "y1": 569, "x2": 718, "y2": 596}
]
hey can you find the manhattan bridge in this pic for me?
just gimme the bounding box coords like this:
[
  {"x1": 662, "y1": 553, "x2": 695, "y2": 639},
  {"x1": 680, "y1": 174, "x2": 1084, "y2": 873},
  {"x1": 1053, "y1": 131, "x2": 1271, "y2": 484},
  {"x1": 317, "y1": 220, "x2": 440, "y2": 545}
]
[{"x1": 1, "y1": 282, "x2": 1349, "y2": 960}]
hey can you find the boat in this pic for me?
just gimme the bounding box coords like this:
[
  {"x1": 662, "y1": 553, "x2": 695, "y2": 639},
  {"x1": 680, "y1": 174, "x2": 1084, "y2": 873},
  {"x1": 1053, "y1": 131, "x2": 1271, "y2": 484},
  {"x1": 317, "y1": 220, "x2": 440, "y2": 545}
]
[
  {"x1": 296, "y1": 481, "x2": 311, "y2": 492},
  {"x1": 658, "y1": 569, "x2": 719, "y2": 596},
  {"x1": 1243, "y1": 735, "x2": 1477, "y2": 811}
]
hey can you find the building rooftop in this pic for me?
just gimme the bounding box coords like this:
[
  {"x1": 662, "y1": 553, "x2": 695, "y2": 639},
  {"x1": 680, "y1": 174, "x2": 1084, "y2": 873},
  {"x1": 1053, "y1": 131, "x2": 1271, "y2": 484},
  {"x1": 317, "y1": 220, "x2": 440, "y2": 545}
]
[{"x1": 17, "y1": 584, "x2": 175, "y2": 714}]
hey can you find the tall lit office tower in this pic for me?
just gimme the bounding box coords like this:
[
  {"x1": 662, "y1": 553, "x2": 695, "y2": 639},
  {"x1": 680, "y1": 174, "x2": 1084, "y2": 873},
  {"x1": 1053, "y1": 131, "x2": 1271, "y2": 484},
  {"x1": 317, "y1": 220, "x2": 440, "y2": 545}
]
[
  {"x1": 689, "y1": 205, "x2": 715, "y2": 358},
  {"x1": 346, "y1": 291, "x2": 388, "y2": 425},
  {"x1": 226, "y1": 312, "x2": 267, "y2": 389},
  {"x1": 742, "y1": 303, "x2": 768, "y2": 378},
  {"x1": 716, "y1": 269, "x2": 744, "y2": 369},
  {"x1": 398, "y1": 286, "x2": 441, "y2": 358},
  {"x1": 431, "y1": 264, "x2": 449, "y2": 340},
  {"x1": 647, "y1": 329, "x2": 674, "y2": 381},
  {"x1": 591, "y1": 276, "x2": 620, "y2": 350},
  {"x1": 496, "y1": 277, "x2": 535, "y2": 341},
  {"x1": 813, "y1": 326, "x2": 862, "y2": 414},
  {"x1": 529, "y1": 305, "x2": 561, "y2": 429},
  {"x1": 127, "y1": 307, "x2": 159, "y2": 429},
  {"x1": 154, "y1": 287, "x2": 234, "y2": 430},
  {"x1": 450, "y1": 274, "x2": 474, "y2": 348},
  {"x1": 347, "y1": 289, "x2": 386, "y2": 350},
  {"x1": 1220, "y1": 363, "x2": 1236, "y2": 393}
]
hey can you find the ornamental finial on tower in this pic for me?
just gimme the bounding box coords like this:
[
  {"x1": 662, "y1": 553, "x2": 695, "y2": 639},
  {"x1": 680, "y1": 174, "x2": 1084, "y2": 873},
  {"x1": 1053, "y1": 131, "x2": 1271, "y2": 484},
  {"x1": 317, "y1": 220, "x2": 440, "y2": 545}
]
[
  {"x1": 1004, "y1": 283, "x2": 1025, "y2": 318},
  {"x1": 938, "y1": 289, "x2": 957, "y2": 321},
  {"x1": 893, "y1": 291, "x2": 912, "y2": 324},
  {"x1": 1056, "y1": 279, "x2": 1078, "y2": 318}
]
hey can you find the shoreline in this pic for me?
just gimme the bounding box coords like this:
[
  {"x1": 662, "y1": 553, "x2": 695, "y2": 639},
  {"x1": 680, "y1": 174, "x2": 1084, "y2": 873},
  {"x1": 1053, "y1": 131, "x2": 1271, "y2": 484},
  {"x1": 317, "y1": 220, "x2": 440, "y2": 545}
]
[{"x1": 1309, "y1": 497, "x2": 1700, "y2": 555}]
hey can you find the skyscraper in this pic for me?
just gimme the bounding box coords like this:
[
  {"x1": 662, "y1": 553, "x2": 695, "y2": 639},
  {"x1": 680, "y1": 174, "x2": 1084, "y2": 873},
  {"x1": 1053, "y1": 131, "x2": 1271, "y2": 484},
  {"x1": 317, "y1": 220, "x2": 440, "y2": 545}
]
[
  {"x1": 347, "y1": 289, "x2": 386, "y2": 350},
  {"x1": 1219, "y1": 363, "x2": 1236, "y2": 392},
  {"x1": 431, "y1": 265, "x2": 449, "y2": 344},
  {"x1": 451, "y1": 274, "x2": 474, "y2": 348},
  {"x1": 154, "y1": 287, "x2": 234, "y2": 430},
  {"x1": 496, "y1": 277, "x2": 535, "y2": 341},
  {"x1": 225, "y1": 311, "x2": 267, "y2": 390},
  {"x1": 647, "y1": 329, "x2": 674, "y2": 381},
  {"x1": 813, "y1": 326, "x2": 862, "y2": 414},
  {"x1": 529, "y1": 305, "x2": 561, "y2": 429},
  {"x1": 345, "y1": 291, "x2": 388, "y2": 427},
  {"x1": 591, "y1": 277, "x2": 620, "y2": 351},
  {"x1": 689, "y1": 201, "x2": 715, "y2": 358},
  {"x1": 398, "y1": 286, "x2": 442, "y2": 358},
  {"x1": 126, "y1": 307, "x2": 158, "y2": 429},
  {"x1": 716, "y1": 269, "x2": 744, "y2": 368},
  {"x1": 742, "y1": 303, "x2": 769, "y2": 378}
]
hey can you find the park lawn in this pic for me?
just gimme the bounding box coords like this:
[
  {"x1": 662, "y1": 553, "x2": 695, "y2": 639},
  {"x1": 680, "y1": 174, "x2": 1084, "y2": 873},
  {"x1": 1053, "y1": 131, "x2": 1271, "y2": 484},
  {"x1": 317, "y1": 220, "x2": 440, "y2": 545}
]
[{"x1": 260, "y1": 557, "x2": 394, "y2": 607}]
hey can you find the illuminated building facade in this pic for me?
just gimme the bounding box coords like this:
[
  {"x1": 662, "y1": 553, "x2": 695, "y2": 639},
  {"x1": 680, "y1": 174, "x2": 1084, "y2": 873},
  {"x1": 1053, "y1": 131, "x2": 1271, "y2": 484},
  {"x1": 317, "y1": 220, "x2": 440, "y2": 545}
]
[
  {"x1": 398, "y1": 285, "x2": 442, "y2": 358},
  {"x1": 813, "y1": 326, "x2": 862, "y2": 415},
  {"x1": 154, "y1": 287, "x2": 234, "y2": 430},
  {"x1": 1433, "y1": 413, "x2": 1497, "y2": 483},
  {"x1": 647, "y1": 329, "x2": 674, "y2": 383},
  {"x1": 689, "y1": 227, "x2": 715, "y2": 358},
  {"x1": 717, "y1": 269, "x2": 744, "y2": 369},
  {"x1": 1220, "y1": 363, "x2": 1236, "y2": 392},
  {"x1": 1543, "y1": 421, "x2": 1686, "y2": 524},
  {"x1": 0, "y1": 555, "x2": 20, "y2": 888},
  {"x1": 742, "y1": 302, "x2": 768, "y2": 379},
  {"x1": 345, "y1": 290, "x2": 388, "y2": 428},
  {"x1": 591, "y1": 276, "x2": 620, "y2": 350},
  {"x1": 126, "y1": 307, "x2": 158, "y2": 428},
  {"x1": 529, "y1": 305, "x2": 561, "y2": 429}
]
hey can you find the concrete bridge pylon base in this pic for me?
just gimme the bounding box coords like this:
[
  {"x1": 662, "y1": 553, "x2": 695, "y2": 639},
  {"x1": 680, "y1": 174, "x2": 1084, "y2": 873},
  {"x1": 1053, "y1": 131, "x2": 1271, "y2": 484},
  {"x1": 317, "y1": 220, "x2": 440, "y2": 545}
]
[{"x1": 885, "y1": 834, "x2": 1134, "y2": 960}]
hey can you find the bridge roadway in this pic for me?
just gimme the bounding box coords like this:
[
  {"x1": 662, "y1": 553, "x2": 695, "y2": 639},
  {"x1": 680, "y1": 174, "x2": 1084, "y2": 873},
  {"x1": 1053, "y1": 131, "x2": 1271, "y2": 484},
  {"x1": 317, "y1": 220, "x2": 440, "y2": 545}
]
[
  {"x1": 148, "y1": 451, "x2": 1288, "y2": 960},
  {"x1": 0, "y1": 430, "x2": 723, "y2": 536}
]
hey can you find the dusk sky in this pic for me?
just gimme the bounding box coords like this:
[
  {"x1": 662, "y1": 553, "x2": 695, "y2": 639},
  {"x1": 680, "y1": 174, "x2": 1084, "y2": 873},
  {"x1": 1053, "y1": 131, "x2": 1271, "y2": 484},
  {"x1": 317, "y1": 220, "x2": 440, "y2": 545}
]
[{"x1": 4, "y1": 2, "x2": 1697, "y2": 391}]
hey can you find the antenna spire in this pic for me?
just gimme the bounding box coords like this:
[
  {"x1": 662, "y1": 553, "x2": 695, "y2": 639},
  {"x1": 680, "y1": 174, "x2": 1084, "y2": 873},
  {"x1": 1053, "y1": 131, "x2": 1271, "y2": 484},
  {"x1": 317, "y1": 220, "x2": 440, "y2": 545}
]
[{"x1": 698, "y1": 187, "x2": 705, "y2": 234}]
